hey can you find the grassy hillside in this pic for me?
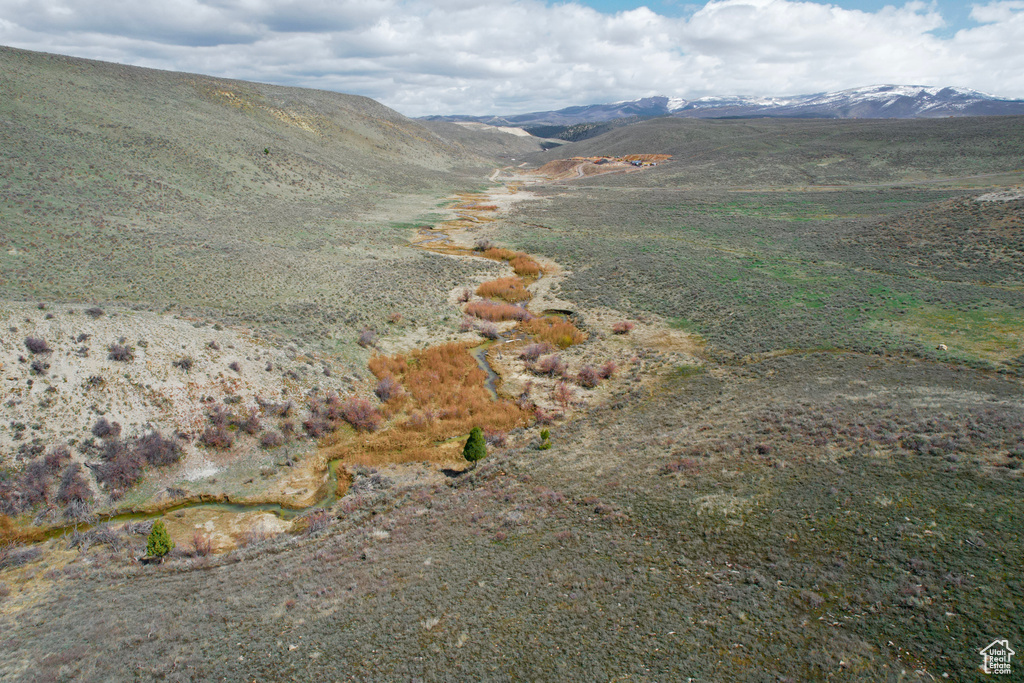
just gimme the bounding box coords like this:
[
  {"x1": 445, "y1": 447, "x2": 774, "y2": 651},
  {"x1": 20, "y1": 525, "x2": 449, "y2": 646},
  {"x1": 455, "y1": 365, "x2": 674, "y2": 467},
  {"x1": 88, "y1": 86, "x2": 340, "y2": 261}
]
[
  {"x1": 2, "y1": 48, "x2": 1023, "y2": 682},
  {"x1": 0, "y1": 46, "x2": 499, "y2": 349},
  {"x1": 527, "y1": 115, "x2": 1024, "y2": 187}
]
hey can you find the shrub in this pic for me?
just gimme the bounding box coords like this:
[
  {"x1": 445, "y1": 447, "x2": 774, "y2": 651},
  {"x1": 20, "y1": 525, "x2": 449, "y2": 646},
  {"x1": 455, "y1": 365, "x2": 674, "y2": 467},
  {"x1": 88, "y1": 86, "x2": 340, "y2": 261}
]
[
  {"x1": 172, "y1": 356, "x2": 194, "y2": 372},
  {"x1": 552, "y1": 381, "x2": 574, "y2": 410},
  {"x1": 92, "y1": 417, "x2": 122, "y2": 439},
  {"x1": 598, "y1": 361, "x2": 618, "y2": 379},
  {"x1": 84, "y1": 307, "x2": 104, "y2": 319},
  {"x1": 357, "y1": 329, "x2": 378, "y2": 348},
  {"x1": 94, "y1": 449, "x2": 144, "y2": 491},
  {"x1": 457, "y1": 288, "x2": 472, "y2": 303},
  {"x1": 200, "y1": 425, "x2": 233, "y2": 449},
  {"x1": 146, "y1": 520, "x2": 174, "y2": 558},
  {"x1": 483, "y1": 428, "x2": 507, "y2": 447},
  {"x1": 24, "y1": 337, "x2": 51, "y2": 354},
  {"x1": 375, "y1": 376, "x2": 403, "y2": 402},
  {"x1": 521, "y1": 317, "x2": 586, "y2": 348},
  {"x1": 533, "y1": 354, "x2": 567, "y2": 377},
  {"x1": 260, "y1": 431, "x2": 285, "y2": 448},
  {"x1": 135, "y1": 431, "x2": 182, "y2": 466},
  {"x1": 465, "y1": 300, "x2": 532, "y2": 322},
  {"x1": 519, "y1": 342, "x2": 555, "y2": 361},
  {"x1": 191, "y1": 530, "x2": 212, "y2": 557},
  {"x1": 463, "y1": 426, "x2": 487, "y2": 463},
  {"x1": 297, "y1": 510, "x2": 333, "y2": 536},
  {"x1": 576, "y1": 365, "x2": 600, "y2": 388},
  {"x1": 207, "y1": 340, "x2": 220, "y2": 350},
  {"x1": 228, "y1": 361, "x2": 242, "y2": 374},
  {"x1": 474, "y1": 238, "x2": 495, "y2": 252},
  {"x1": 341, "y1": 397, "x2": 382, "y2": 432},
  {"x1": 459, "y1": 316, "x2": 476, "y2": 332},
  {"x1": 107, "y1": 343, "x2": 134, "y2": 362},
  {"x1": 612, "y1": 321, "x2": 635, "y2": 335},
  {"x1": 476, "y1": 277, "x2": 530, "y2": 303},
  {"x1": 510, "y1": 255, "x2": 541, "y2": 277},
  {"x1": 57, "y1": 464, "x2": 93, "y2": 505},
  {"x1": 44, "y1": 445, "x2": 71, "y2": 474},
  {"x1": 29, "y1": 359, "x2": 49, "y2": 375},
  {"x1": 477, "y1": 322, "x2": 500, "y2": 340}
]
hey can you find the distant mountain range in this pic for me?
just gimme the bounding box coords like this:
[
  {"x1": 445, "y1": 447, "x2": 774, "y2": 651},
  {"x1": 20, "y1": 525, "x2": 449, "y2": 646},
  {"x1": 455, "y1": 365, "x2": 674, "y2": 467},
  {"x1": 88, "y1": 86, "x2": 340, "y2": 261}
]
[{"x1": 422, "y1": 85, "x2": 1024, "y2": 141}]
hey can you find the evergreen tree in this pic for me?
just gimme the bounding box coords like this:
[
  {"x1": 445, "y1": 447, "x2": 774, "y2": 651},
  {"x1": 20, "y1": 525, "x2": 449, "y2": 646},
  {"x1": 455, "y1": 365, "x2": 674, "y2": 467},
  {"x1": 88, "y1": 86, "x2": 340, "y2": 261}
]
[
  {"x1": 146, "y1": 520, "x2": 175, "y2": 558},
  {"x1": 462, "y1": 426, "x2": 487, "y2": 463}
]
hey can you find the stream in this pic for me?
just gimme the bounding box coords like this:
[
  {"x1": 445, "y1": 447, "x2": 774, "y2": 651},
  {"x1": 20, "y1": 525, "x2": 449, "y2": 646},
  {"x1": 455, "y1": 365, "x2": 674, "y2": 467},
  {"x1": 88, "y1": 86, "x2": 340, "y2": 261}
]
[{"x1": 24, "y1": 182, "x2": 520, "y2": 545}]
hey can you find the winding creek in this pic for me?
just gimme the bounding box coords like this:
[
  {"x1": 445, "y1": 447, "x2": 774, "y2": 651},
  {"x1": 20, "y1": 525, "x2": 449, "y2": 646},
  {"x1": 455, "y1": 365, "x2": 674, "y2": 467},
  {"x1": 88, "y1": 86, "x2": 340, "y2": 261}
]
[{"x1": 24, "y1": 173, "x2": 543, "y2": 547}]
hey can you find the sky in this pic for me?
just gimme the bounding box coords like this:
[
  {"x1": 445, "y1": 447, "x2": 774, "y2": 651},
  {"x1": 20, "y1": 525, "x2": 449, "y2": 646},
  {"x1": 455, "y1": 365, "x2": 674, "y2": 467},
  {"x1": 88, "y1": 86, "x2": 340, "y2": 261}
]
[{"x1": 1, "y1": 0, "x2": 1022, "y2": 117}]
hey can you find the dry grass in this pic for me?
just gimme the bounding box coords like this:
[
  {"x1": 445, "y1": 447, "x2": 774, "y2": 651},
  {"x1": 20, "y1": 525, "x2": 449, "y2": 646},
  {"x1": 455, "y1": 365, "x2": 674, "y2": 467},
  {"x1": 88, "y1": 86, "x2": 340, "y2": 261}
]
[
  {"x1": 521, "y1": 316, "x2": 588, "y2": 348},
  {"x1": 465, "y1": 300, "x2": 532, "y2": 322},
  {"x1": 510, "y1": 255, "x2": 541, "y2": 277},
  {"x1": 483, "y1": 247, "x2": 519, "y2": 261},
  {"x1": 476, "y1": 277, "x2": 531, "y2": 303},
  {"x1": 483, "y1": 248, "x2": 543, "y2": 277},
  {"x1": 337, "y1": 343, "x2": 531, "y2": 465}
]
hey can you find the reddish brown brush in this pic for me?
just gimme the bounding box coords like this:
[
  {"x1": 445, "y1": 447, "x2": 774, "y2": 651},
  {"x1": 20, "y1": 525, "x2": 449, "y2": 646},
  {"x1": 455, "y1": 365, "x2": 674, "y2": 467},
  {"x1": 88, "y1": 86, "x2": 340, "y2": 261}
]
[
  {"x1": 510, "y1": 255, "x2": 541, "y2": 277},
  {"x1": 521, "y1": 316, "x2": 587, "y2": 348},
  {"x1": 333, "y1": 342, "x2": 531, "y2": 465},
  {"x1": 476, "y1": 277, "x2": 530, "y2": 303},
  {"x1": 465, "y1": 300, "x2": 532, "y2": 322}
]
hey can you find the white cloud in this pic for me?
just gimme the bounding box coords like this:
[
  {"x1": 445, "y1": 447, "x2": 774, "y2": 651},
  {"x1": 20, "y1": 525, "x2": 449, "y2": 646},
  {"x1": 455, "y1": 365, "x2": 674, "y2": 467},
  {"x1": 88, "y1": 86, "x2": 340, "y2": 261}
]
[{"x1": 0, "y1": 0, "x2": 1022, "y2": 116}]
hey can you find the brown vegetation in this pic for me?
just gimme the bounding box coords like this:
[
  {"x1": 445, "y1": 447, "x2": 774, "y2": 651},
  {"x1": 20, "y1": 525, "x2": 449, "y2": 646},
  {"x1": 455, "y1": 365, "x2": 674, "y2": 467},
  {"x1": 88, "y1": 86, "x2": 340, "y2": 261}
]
[
  {"x1": 332, "y1": 343, "x2": 531, "y2": 465},
  {"x1": 520, "y1": 316, "x2": 587, "y2": 348},
  {"x1": 476, "y1": 277, "x2": 530, "y2": 303},
  {"x1": 465, "y1": 300, "x2": 532, "y2": 322}
]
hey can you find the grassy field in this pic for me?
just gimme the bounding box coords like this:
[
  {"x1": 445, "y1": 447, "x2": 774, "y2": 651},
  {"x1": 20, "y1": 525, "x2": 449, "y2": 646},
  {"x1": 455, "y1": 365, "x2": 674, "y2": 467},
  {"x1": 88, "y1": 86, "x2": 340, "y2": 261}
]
[{"x1": 2, "y1": 47, "x2": 1024, "y2": 682}]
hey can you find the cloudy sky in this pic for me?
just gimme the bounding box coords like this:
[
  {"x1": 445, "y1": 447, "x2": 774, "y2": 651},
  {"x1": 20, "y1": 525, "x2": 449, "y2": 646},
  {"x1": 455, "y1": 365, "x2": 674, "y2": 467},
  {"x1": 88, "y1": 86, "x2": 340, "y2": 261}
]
[{"x1": 1, "y1": 0, "x2": 1022, "y2": 116}]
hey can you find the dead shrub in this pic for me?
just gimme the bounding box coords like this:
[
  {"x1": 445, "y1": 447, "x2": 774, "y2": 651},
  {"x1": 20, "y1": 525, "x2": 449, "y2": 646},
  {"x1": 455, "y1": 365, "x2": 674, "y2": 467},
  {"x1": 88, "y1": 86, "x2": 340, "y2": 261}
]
[
  {"x1": 260, "y1": 431, "x2": 285, "y2": 448},
  {"x1": 465, "y1": 300, "x2": 532, "y2": 322},
  {"x1": 576, "y1": 365, "x2": 600, "y2": 388},
  {"x1": 135, "y1": 431, "x2": 182, "y2": 466},
  {"x1": 552, "y1": 381, "x2": 575, "y2": 410},
  {"x1": 341, "y1": 397, "x2": 383, "y2": 432},
  {"x1": 483, "y1": 428, "x2": 507, "y2": 447},
  {"x1": 612, "y1": 321, "x2": 635, "y2": 335},
  {"x1": 476, "y1": 277, "x2": 530, "y2": 303},
  {"x1": 521, "y1": 317, "x2": 587, "y2": 348},
  {"x1": 107, "y1": 343, "x2": 134, "y2": 362},
  {"x1": 519, "y1": 342, "x2": 555, "y2": 361},
  {"x1": 599, "y1": 360, "x2": 618, "y2": 379},
  {"x1": 24, "y1": 337, "x2": 51, "y2": 354},
  {"x1": 172, "y1": 356, "x2": 194, "y2": 372},
  {"x1": 44, "y1": 444, "x2": 71, "y2": 474},
  {"x1": 91, "y1": 417, "x2": 121, "y2": 439},
  {"x1": 375, "y1": 376, "x2": 403, "y2": 402},
  {"x1": 200, "y1": 425, "x2": 233, "y2": 449},
  {"x1": 57, "y1": 464, "x2": 93, "y2": 505},
  {"x1": 358, "y1": 329, "x2": 378, "y2": 348},
  {"x1": 84, "y1": 307, "x2": 104, "y2": 319},
  {"x1": 533, "y1": 354, "x2": 567, "y2": 377},
  {"x1": 477, "y1": 322, "x2": 500, "y2": 340},
  {"x1": 191, "y1": 530, "x2": 213, "y2": 556}
]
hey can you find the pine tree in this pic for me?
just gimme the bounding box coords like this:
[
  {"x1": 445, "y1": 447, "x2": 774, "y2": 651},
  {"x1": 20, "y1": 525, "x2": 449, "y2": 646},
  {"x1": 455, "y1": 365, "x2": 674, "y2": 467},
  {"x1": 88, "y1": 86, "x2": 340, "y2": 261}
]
[
  {"x1": 146, "y1": 520, "x2": 175, "y2": 558},
  {"x1": 462, "y1": 426, "x2": 487, "y2": 463}
]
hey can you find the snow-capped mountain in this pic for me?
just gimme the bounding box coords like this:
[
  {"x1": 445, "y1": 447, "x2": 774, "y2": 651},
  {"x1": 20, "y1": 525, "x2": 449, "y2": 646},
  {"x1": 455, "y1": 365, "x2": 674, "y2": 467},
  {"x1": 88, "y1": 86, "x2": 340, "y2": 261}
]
[{"x1": 421, "y1": 85, "x2": 1024, "y2": 131}]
